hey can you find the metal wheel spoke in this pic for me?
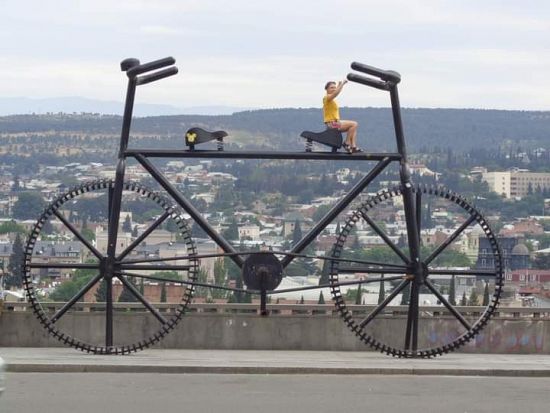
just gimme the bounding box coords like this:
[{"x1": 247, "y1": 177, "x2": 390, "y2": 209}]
[
  {"x1": 358, "y1": 279, "x2": 410, "y2": 329},
  {"x1": 360, "y1": 211, "x2": 410, "y2": 264},
  {"x1": 119, "y1": 271, "x2": 249, "y2": 295},
  {"x1": 270, "y1": 275, "x2": 406, "y2": 295},
  {"x1": 415, "y1": 190, "x2": 422, "y2": 244},
  {"x1": 53, "y1": 210, "x2": 102, "y2": 259},
  {"x1": 337, "y1": 266, "x2": 407, "y2": 275},
  {"x1": 29, "y1": 262, "x2": 100, "y2": 270},
  {"x1": 115, "y1": 274, "x2": 168, "y2": 324},
  {"x1": 117, "y1": 211, "x2": 170, "y2": 260},
  {"x1": 119, "y1": 263, "x2": 191, "y2": 272},
  {"x1": 51, "y1": 273, "x2": 103, "y2": 323},
  {"x1": 424, "y1": 215, "x2": 476, "y2": 266},
  {"x1": 425, "y1": 279, "x2": 471, "y2": 330},
  {"x1": 428, "y1": 269, "x2": 497, "y2": 277},
  {"x1": 404, "y1": 281, "x2": 419, "y2": 351}
]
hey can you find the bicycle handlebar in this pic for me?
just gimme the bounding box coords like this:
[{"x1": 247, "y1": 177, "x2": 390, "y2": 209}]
[
  {"x1": 126, "y1": 57, "x2": 176, "y2": 78},
  {"x1": 136, "y1": 67, "x2": 179, "y2": 85},
  {"x1": 351, "y1": 62, "x2": 401, "y2": 84},
  {"x1": 346, "y1": 73, "x2": 390, "y2": 91}
]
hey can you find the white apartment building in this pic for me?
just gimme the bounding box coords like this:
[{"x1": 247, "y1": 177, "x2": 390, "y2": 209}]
[{"x1": 482, "y1": 169, "x2": 550, "y2": 198}]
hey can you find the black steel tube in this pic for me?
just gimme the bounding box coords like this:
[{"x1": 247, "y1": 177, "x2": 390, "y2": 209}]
[
  {"x1": 136, "y1": 67, "x2": 178, "y2": 85},
  {"x1": 269, "y1": 275, "x2": 405, "y2": 295},
  {"x1": 126, "y1": 149, "x2": 401, "y2": 161},
  {"x1": 416, "y1": 191, "x2": 422, "y2": 245},
  {"x1": 424, "y1": 215, "x2": 476, "y2": 266},
  {"x1": 29, "y1": 263, "x2": 100, "y2": 269},
  {"x1": 50, "y1": 272, "x2": 103, "y2": 323},
  {"x1": 105, "y1": 278, "x2": 113, "y2": 348},
  {"x1": 425, "y1": 279, "x2": 472, "y2": 330},
  {"x1": 117, "y1": 212, "x2": 170, "y2": 260},
  {"x1": 118, "y1": 79, "x2": 137, "y2": 157},
  {"x1": 359, "y1": 279, "x2": 410, "y2": 329},
  {"x1": 359, "y1": 211, "x2": 410, "y2": 264},
  {"x1": 126, "y1": 57, "x2": 175, "y2": 77},
  {"x1": 120, "y1": 271, "x2": 253, "y2": 294},
  {"x1": 134, "y1": 154, "x2": 244, "y2": 267},
  {"x1": 346, "y1": 73, "x2": 389, "y2": 91},
  {"x1": 428, "y1": 269, "x2": 497, "y2": 276},
  {"x1": 282, "y1": 158, "x2": 392, "y2": 268},
  {"x1": 53, "y1": 210, "x2": 102, "y2": 259},
  {"x1": 336, "y1": 266, "x2": 408, "y2": 275},
  {"x1": 116, "y1": 274, "x2": 167, "y2": 324},
  {"x1": 119, "y1": 264, "x2": 191, "y2": 271},
  {"x1": 351, "y1": 62, "x2": 401, "y2": 83}
]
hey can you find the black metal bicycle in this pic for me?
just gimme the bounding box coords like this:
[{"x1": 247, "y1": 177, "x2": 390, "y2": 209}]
[{"x1": 22, "y1": 57, "x2": 504, "y2": 357}]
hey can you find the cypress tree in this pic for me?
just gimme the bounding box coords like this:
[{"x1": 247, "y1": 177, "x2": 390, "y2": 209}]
[
  {"x1": 355, "y1": 283, "x2": 362, "y2": 305},
  {"x1": 292, "y1": 219, "x2": 302, "y2": 247},
  {"x1": 122, "y1": 214, "x2": 132, "y2": 233},
  {"x1": 6, "y1": 233, "x2": 24, "y2": 289},
  {"x1": 448, "y1": 275, "x2": 456, "y2": 306},
  {"x1": 482, "y1": 282, "x2": 490, "y2": 306},
  {"x1": 468, "y1": 288, "x2": 479, "y2": 306},
  {"x1": 460, "y1": 291, "x2": 467, "y2": 306},
  {"x1": 95, "y1": 279, "x2": 107, "y2": 302},
  {"x1": 118, "y1": 277, "x2": 139, "y2": 302},
  {"x1": 160, "y1": 282, "x2": 167, "y2": 303},
  {"x1": 378, "y1": 275, "x2": 385, "y2": 305},
  {"x1": 318, "y1": 291, "x2": 325, "y2": 304}
]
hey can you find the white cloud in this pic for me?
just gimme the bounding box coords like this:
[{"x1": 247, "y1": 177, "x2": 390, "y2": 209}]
[{"x1": 1, "y1": 0, "x2": 549, "y2": 110}]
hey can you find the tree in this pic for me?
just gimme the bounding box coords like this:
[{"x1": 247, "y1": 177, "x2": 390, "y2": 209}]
[
  {"x1": 299, "y1": 295, "x2": 305, "y2": 304},
  {"x1": 292, "y1": 219, "x2": 302, "y2": 247},
  {"x1": 318, "y1": 291, "x2": 325, "y2": 304},
  {"x1": 160, "y1": 282, "x2": 167, "y2": 302},
  {"x1": 448, "y1": 275, "x2": 456, "y2": 306},
  {"x1": 5, "y1": 233, "x2": 24, "y2": 288},
  {"x1": 95, "y1": 279, "x2": 107, "y2": 302},
  {"x1": 49, "y1": 265, "x2": 96, "y2": 302},
  {"x1": 355, "y1": 283, "x2": 363, "y2": 305},
  {"x1": 211, "y1": 259, "x2": 227, "y2": 299},
  {"x1": 194, "y1": 267, "x2": 209, "y2": 298},
  {"x1": 223, "y1": 219, "x2": 239, "y2": 241},
  {"x1": 118, "y1": 277, "x2": 139, "y2": 302},
  {"x1": 132, "y1": 225, "x2": 139, "y2": 237},
  {"x1": 0, "y1": 221, "x2": 26, "y2": 235},
  {"x1": 12, "y1": 192, "x2": 47, "y2": 220},
  {"x1": 122, "y1": 214, "x2": 132, "y2": 233},
  {"x1": 532, "y1": 253, "x2": 550, "y2": 270},
  {"x1": 460, "y1": 291, "x2": 467, "y2": 306},
  {"x1": 377, "y1": 275, "x2": 385, "y2": 304},
  {"x1": 482, "y1": 282, "x2": 490, "y2": 306},
  {"x1": 468, "y1": 288, "x2": 479, "y2": 306}
]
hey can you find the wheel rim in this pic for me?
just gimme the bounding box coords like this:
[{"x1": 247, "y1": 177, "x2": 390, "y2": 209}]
[
  {"x1": 329, "y1": 184, "x2": 504, "y2": 358},
  {"x1": 22, "y1": 179, "x2": 198, "y2": 354}
]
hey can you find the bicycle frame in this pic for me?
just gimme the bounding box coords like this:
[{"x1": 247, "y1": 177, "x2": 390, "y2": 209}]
[{"x1": 105, "y1": 57, "x2": 422, "y2": 347}]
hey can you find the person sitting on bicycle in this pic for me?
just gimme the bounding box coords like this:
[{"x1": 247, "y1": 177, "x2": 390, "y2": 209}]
[{"x1": 323, "y1": 80, "x2": 361, "y2": 153}]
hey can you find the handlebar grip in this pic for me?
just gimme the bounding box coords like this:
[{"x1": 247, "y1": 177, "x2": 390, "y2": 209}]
[
  {"x1": 136, "y1": 67, "x2": 179, "y2": 85},
  {"x1": 351, "y1": 62, "x2": 401, "y2": 84},
  {"x1": 347, "y1": 73, "x2": 390, "y2": 91},
  {"x1": 127, "y1": 57, "x2": 176, "y2": 77}
]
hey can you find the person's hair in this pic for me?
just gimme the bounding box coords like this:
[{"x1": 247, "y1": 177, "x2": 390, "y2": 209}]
[{"x1": 324, "y1": 81, "x2": 336, "y2": 91}]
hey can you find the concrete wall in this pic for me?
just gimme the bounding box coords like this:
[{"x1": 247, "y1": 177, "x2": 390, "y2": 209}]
[{"x1": 1, "y1": 311, "x2": 549, "y2": 354}]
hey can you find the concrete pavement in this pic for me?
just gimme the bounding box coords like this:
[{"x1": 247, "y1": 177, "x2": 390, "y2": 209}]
[{"x1": 2, "y1": 348, "x2": 550, "y2": 376}]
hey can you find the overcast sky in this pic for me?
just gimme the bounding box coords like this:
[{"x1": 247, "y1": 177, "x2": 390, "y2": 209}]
[{"x1": 2, "y1": 0, "x2": 550, "y2": 110}]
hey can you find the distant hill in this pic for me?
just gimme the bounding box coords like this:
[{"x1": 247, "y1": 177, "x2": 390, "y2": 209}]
[
  {"x1": 0, "y1": 108, "x2": 548, "y2": 152},
  {"x1": 0, "y1": 97, "x2": 250, "y2": 117}
]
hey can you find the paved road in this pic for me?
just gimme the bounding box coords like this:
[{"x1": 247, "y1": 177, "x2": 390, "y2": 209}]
[{"x1": 3, "y1": 373, "x2": 550, "y2": 413}]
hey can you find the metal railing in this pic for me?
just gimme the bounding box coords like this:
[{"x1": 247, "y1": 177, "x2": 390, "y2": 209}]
[{"x1": 2, "y1": 301, "x2": 549, "y2": 319}]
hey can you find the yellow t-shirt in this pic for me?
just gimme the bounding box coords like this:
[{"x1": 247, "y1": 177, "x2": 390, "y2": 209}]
[{"x1": 323, "y1": 95, "x2": 339, "y2": 123}]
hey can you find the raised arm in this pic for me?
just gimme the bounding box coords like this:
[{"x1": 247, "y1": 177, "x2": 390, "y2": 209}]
[{"x1": 326, "y1": 79, "x2": 348, "y2": 101}]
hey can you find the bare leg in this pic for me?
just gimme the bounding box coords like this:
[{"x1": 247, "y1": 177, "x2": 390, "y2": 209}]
[{"x1": 339, "y1": 120, "x2": 358, "y2": 148}]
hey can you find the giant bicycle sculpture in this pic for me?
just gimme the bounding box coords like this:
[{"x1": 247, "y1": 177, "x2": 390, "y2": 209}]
[{"x1": 22, "y1": 57, "x2": 503, "y2": 358}]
